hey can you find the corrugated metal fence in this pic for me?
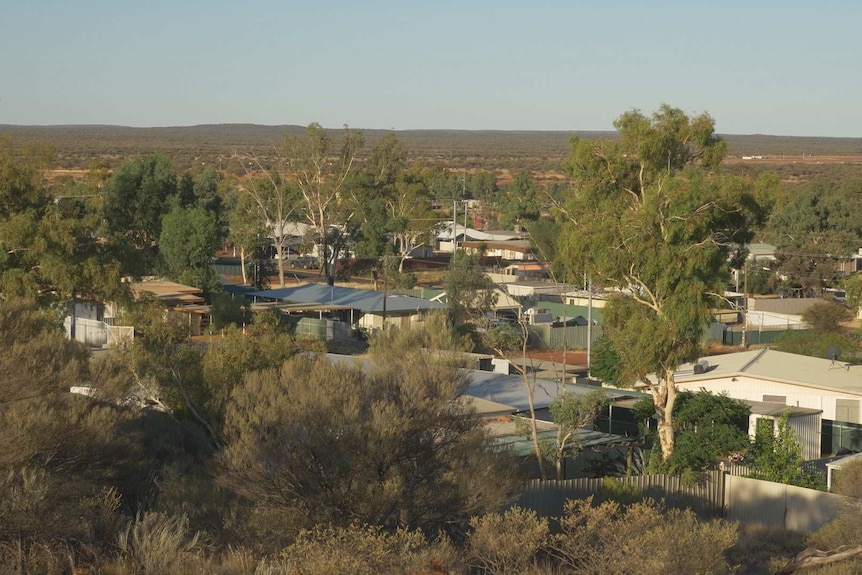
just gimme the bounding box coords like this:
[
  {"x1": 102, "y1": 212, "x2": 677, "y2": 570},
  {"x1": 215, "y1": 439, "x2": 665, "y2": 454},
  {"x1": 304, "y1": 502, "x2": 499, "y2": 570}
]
[
  {"x1": 724, "y1": 474, "x2": 846, "y2": 532},
  {"x1": 528, "y1": 324, "x2": 604, "y2": 350},
  {"x1": 517, "y1": 472, "x2": 725, "y2": 518},
  {"x1": 64, "y1": 317, "x2": 108, "y2": 347},
  {"x1": 524, "y1": 322, "x2": 800, "y2": 350},
  {"x1": 517, "y1": 471, "x2": 845, "y2": 533}
]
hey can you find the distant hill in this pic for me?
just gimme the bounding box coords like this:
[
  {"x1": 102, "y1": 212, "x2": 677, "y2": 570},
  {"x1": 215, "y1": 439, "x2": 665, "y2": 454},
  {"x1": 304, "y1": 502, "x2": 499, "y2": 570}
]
[{"x1": 1, "y1": 123, "x2": 861, "y2": 172}]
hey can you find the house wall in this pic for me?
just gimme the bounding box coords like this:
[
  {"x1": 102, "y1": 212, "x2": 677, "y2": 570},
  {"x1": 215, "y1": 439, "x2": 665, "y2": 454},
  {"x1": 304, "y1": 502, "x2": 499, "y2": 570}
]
[
  {"x1": 564, "y1": 296, "x2": 608, "y2": 308},
  {"x1": 358, "y1": 312, "x2": 423, "y2": 331},
  {"x1": 677, "y1": 376, "x2": 861, "y2": 424},
  {"x1": 485, "y1": 273, "x2": 518, "y2": 285}
]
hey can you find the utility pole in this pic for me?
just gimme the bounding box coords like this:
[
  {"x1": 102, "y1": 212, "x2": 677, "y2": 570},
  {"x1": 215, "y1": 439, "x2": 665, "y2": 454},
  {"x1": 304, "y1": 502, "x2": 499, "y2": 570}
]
[
  {"x1": 741, "y1": 261, "x2": 748, "y2": 348},
  {"x1": 462, "y1": 171, "x2": 468, "y2": 233},
  {"x1": 587, "y1": 276, "x2": 593, "y2": 377},
  {"x1": 452, "y1": 198, "x2": 457, "y2": 250}
]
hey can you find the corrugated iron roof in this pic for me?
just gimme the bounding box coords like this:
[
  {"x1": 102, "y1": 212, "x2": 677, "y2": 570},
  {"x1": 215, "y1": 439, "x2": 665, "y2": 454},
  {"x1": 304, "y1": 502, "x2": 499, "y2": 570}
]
[
  {"x1": 248, "y1": 283, "x2": 445, "y2": 314},
  {"x1": 676, "y1": 348, "x2": 862, "y2": 396}
]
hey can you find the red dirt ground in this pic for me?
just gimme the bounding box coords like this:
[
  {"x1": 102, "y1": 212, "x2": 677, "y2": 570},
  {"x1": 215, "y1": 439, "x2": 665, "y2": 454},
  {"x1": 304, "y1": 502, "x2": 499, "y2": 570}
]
[{"x1": 521, "y1": 349, "x2": 589, "y2": 365}]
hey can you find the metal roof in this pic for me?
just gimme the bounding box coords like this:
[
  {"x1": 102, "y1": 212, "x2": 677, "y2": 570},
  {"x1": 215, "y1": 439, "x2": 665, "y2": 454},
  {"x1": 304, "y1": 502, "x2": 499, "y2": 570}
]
[
  {"x1": 675, "y1": 348, "x2": 862, "y2": 396},
  {"x1": 248, "y1": 283, "x2": 446, "y2": 314},
  {"x1": 744, "y1": 399, "x2": 822, "y2": 417},
  {"x1": 465, "y1": 370, "x2": 641, "y2": 414}
]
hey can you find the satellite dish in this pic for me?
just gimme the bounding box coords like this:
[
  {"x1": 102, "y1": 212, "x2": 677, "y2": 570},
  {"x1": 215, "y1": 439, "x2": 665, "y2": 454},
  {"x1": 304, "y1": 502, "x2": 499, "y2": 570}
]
[{"x1": 826, "y1": 346, "x2": 842, "y2": 362}]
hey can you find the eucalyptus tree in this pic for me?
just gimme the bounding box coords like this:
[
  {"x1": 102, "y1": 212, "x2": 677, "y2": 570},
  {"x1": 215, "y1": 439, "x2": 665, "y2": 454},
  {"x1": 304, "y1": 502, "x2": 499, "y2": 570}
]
[
  {"x1": 230, "y1": 161, "x2": 301, "y2": 288},
  {"x1": 227, "y1": 189, "x2": 270, "y2": 285},
  {"x1": 351, "y1": 135, "x2": 440, "y2": 273},
  {"x1": 286, "y1": 123, "x2": 364, "y2": 285},
  {"x1": 158, "y1": 205, "x2": 222, "y2": 291},
  {"x1": 101, "y1": 153, "x2": 179, "y2": 274},
  {"x1": 764, "y1": 178, "x2": 862, "y2": 294},
  {"x1": 555, "y1": 105, "x2": 764, "y2": 461},
  {"x1": 0, "y1": 139, "x2": 127, "y2": 305}
]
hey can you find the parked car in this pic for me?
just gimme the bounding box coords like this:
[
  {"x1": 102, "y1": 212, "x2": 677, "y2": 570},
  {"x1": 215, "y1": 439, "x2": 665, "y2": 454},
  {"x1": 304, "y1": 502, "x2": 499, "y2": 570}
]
[{"x1": 294, "y1": 256, "x2": 318, "y2": 269}]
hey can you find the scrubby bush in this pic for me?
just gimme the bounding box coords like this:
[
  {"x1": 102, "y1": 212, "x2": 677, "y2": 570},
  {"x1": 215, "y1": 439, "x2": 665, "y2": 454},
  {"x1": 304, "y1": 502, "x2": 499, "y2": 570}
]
[
  {"x1": 467, "y1": 507, "x2": 549, "y2": 574},
  {"x1": 268, "y1": 523, "x2": 457, "y2": 575},
  {"x1": 115, "y1": 512, "x2": 204, "y2": 575},
  {"x1": 552, "y1": 497, "x2": 737, "y2": 575}
]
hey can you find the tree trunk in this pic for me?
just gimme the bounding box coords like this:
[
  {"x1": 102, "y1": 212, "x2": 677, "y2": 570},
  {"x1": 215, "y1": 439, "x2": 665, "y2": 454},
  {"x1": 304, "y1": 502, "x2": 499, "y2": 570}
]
[
  {"x1": 653, "y1": 369, "x2": 678, "y2": 461},
  {"x1": 275, "y1": 242, "x2": 286, "y2": 288},
  {"x1": 240, "y1": 247, "x2": 248, "y2": 285},
  {"x1": 525, "y1": 377, "x2": 546, "y2": 481}
]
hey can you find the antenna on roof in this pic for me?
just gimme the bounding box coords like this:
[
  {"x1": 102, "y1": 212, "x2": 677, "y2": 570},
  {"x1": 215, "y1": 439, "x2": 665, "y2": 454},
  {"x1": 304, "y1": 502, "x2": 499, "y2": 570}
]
[{"x1": 825, "y1": 347, "x2": 848, "y2": 371}]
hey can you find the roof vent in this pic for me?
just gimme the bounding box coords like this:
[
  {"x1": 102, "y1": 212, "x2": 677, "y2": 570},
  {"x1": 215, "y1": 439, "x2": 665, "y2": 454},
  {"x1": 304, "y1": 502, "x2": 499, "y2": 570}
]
[{"x1": 693, "y1": 360, "x2": 709, "y2": 375}]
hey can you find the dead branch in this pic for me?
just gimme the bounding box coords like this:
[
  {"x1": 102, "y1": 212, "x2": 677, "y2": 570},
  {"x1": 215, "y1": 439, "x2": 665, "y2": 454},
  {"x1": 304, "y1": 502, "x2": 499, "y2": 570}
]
[{"x1": 776, "y1": 545, "x2": 862, "y2": 575}]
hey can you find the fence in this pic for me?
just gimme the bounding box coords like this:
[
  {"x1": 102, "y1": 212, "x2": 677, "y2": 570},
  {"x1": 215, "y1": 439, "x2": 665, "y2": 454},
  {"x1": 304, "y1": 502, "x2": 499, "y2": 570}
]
[
  {"x1": 293, "y1": 317, "x2": 352, "y2": 341},
  {"x1": 64, "y1": 317, "x2": 109, "y2": 347},
  {"x1": 527, "y1": 324, "x2": 604, "y2": 350},
  {"x1": 64, "y1": 317, "x2": 135, "y2": 347},
  {"x1": 724, "y1": 474, "x2": 846, "y2": 532},
  {"x1": 517, "y1": 470, "x2": 847, "y2": 533},
  {"x1": 517, "y1": 472, "x2": 725, "y2": 519},
  {"x1": 107, "y1": 325, "x2": 134, "y2": 346},
  {"x1": 722, "y1": 327, "x2": 800, "y2": 346},
  {"x1": 524, "y1": 322, "x2": 794, "y2": 350}
]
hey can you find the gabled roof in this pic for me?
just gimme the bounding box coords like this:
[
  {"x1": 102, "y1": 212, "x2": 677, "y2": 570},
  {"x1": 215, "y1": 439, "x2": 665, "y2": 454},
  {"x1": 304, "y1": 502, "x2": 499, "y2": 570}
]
[
  {"x1": 430, "y1": 287, "x2": 521, "y2": 312},
  {"x1": 129, "y1": 279, "x2": 205, "y2": 305},
  {"x1": 437, "y1": 223, "x2": 529, "y2": 243},
  {"x1": 676, "y1": 348, "x2": 862, "y2": 396},
  {"x1": 248, "y1": 283, "x2": 445, "y2": 314}
]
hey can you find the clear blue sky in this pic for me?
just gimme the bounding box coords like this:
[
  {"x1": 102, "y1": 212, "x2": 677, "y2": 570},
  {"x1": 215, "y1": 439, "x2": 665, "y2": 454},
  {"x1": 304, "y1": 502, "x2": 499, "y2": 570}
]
[{"x1": 2, "y1": 1, "x2": 859, "y2": 137}]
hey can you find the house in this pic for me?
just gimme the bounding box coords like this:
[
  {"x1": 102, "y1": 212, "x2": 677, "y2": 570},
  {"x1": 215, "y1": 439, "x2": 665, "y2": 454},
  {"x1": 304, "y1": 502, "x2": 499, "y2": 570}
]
[
  {"x1": 502, "y1": 263, "x2": 551, "y2": 282},
  {"x1": 465, "y1": 370, "x2": 640, "y2": 422},
  {"x1": 836, "y1": 248, "x2": 862, "y2": 276},
  {"x1": 671, "y1": 348, "x2": 862, "y2": 457},
  {"x1": 65, "y1": 279, "x2": 208, "y2": 346},
  {"x1": 429, "y1": 286, "x2": 522, "y2": 323},
  {"x1": 435, "y1": 223, "x2": 529, "y2": 254},
  {"x1": 459, "y1": 239, "x2": 535, "y2": 261},
  {"x1": 248, "y1": 282, "x2": 445, "y2": 333},
  {"x1": 504, "y1": 280, "x2": 579, "y2": 298},
  {"x1": 563, "y1": 288, "x2": 628, "y2": 309}
]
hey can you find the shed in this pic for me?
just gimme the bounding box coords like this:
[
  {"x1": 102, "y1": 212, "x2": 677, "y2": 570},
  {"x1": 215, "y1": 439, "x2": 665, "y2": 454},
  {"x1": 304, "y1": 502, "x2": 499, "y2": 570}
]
[{"x1": 745, "y1": 400, "x2": 823, "y2": 461}]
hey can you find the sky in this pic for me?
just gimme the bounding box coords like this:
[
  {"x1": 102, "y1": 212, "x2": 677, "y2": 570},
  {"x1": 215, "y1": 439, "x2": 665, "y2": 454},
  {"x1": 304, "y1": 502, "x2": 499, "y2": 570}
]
[{"x1": 1, "y1": 1, "x2": 860, "y2": 137}]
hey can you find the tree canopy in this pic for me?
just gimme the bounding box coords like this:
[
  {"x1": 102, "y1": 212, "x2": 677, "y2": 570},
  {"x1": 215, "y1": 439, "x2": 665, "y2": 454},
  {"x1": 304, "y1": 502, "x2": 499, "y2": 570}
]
[
  {"x1": 158, "y1": 205, "x2": 222, "y2": 291},
  {"x1": 444, "y1": 249, "x2": 498, "y2": 330},
  {"x1": 556, "y1": 105, "x2": 765, "y2": 460},
  {"x1": 218, "y1": 346, "x2": 517, "y2": 538},
  {"x1": 101, "y1": 153, "x2": 179, "y2": 273}
]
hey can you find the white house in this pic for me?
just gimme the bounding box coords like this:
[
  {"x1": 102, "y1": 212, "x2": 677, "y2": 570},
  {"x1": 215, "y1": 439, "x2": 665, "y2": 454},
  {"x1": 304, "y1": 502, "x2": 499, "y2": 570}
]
[
  {"x1": 435, "y1": 223, "x2": 529, "y2": 254},
  {"x1": 673, "y1": 349, "x2": 862, "y2": 423},
  {"x1": 670, "y1": 348, "x2": 862, "y2": 458}
]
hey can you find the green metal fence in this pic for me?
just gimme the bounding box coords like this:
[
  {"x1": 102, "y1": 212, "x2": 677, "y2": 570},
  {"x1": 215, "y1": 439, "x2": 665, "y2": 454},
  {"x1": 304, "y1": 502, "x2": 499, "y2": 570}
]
[
  {"x1": 527, "y1": 324, "x2": 604, "y2": 349},
  {"x1": 723, "y1": 328, "x2": 798, "y2": 346}
]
